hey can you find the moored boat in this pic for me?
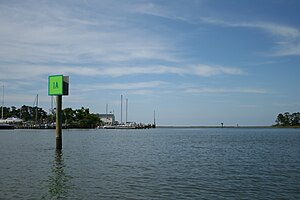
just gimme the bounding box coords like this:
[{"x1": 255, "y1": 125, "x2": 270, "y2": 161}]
[
  {"x1": 0, "y1": 124, "x2": 14, "y2": 129},
  {"x1": 102, "y1": 125, "x2": 116, "y2": 129}
]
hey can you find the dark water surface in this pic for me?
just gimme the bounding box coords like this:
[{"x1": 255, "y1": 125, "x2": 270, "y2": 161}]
[{"x1": 1, "y1": 128, "x2": 300, "y2": 199}]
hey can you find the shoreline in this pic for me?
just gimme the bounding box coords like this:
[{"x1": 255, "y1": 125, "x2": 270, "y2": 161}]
[
  {"x1": 157, "y1": 125, "x2": 300, "y2": 129},
  {"x1": 2, "y1": 124, "x2": 300, "y2": 130}
]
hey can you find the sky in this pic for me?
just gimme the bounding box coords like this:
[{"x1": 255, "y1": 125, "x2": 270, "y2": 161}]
[{"x1": 0, "y1": 0, "x2": 300, "y2": 126}]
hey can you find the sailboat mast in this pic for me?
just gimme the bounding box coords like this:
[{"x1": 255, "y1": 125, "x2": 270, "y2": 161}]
[
  {"x1": 154, "y1": 110, "x2": 156, "y2": 126},
  {"x1": 51, "y1": 96, "x2": 55, "y2": 122},
  {"x1": 126, "y1": 98, "x2": 128, "y2": 124},
  {"x1": 35, "y1": 94, "x2": 38, "y2": 124},
  {"x1": 106, "y1": 103, "x2": 108, "y2": 123},
  {"x1": 51, "y1": 96, "x2": 53, "y2": 113},
  {"x1": 1, "y1": 85, "x2": 4, "y2": 119},
  {"x1": 120, "y1": 95, "x2": 123, "y2": 124}
]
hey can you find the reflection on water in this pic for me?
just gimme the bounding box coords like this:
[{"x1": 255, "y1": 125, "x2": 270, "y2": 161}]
[{"x1": 42, "y1": 150, "x2": 71, "y2": 199}]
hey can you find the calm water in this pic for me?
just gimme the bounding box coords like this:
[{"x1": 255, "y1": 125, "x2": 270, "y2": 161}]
[{"x1": 0, "y1": 128, "x2": 300, "y2": 199}]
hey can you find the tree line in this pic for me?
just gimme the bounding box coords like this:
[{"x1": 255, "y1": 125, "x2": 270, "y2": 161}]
[
  {"x1": 1, "y1": 105, "x2": 101, "y2": 128},
  {"x1": 62, "y1": 107, "x2": 100, "y2": 128},
  {"x1": 275, "y1": 112, "x2": 300, "y2": 127},
  {"x1": 1, "y1": 105, "x2": 47, "y2": 122}
]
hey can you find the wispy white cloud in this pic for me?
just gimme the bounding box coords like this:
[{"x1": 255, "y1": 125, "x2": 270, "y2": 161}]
[
  {"x1": 0, "y1": 1, "x2": 245, "y2": 83},
  {"x1": 0, "y1": 1, "x2": 177, "y2": 66},
  {"x1": 72, "y1": 81, "x2": 167, "y2": 93},
  {"x1": 126, "y1": 89, "x2": 155, "y2": 95},
  {"x1": 0, "y1": 64, "x2": 243, "y2": 81},
  {"x1": 185, "y1": 87, "x2": 266, "y2": 94},
  {"x1": 129, "y1": 3, "x2": 300, "y2": 41},
  {"x1": 4, "y1": 93, "x2": 50, "y2": 105},
  {"x1": 126, "y1": 2, "x2": 300, "y2": 57},
  {"x1": 191, "y1": 65, "x2": 243, "y2": 76},
  {"x1": 131, "y1": 2, "x2": 191, "y2": 23},
  {"x1": 271, "y1": 42, "x2": 300, "y2": 56},
  {"x1": 87, "y1": 64, "x2": 244, "y2": 77},
  {"x1": 200, "y1": 17, "x2": 300, "y2": 39},
  {"x1": 200, "y1": 17, "x2": 300, "y2": 57}
]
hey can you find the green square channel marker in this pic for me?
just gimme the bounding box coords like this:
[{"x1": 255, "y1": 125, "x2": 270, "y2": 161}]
[{"x1": 48, "y1": 75, "x2": 63, "y2": 95}]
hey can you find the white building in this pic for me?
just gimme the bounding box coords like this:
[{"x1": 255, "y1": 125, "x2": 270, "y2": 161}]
[
  {"x1": 98, "y1": 114, "x2": 115, "y2": 125},
  {"x1": 0, "y1": 117, "x2": 23, "y2": 124}
]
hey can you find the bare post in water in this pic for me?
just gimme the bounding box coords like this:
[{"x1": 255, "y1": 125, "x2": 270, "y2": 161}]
[{"x1": 56, "y1": 95, "x2": 62, "y2": 149}]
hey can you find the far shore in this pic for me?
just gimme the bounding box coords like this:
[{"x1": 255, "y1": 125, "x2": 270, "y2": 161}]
[{"x1": 157, "y1": 125, "x2": 300, "y2": 129}]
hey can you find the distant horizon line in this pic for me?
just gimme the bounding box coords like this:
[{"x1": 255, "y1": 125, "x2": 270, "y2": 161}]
[{"x1": 157, "y1": 125, "x2": 300, "y2": 128}]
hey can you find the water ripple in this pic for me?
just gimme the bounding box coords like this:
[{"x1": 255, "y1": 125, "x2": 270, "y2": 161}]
[{"x1": 0, "y1": 128, "x2": 300, "y2": 199}]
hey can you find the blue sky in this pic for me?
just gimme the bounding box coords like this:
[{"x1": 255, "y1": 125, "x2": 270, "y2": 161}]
[{"x1": 0, "y1": 0, "x2": 300, "y2": 125}]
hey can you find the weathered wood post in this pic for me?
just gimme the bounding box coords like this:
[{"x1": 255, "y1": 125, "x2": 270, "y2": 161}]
[
  {"x1": 48, "y1": 75, "x2": 69, "y2": 150},
  {"x1": 56, "y1": 95, "x2": 62, "y2": 149}
]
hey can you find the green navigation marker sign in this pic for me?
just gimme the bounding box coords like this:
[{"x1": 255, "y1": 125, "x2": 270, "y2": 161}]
[
  {"x1": 48, "y1": 74, "x2": 69, "y2": 149},
  {"x1": 48, "y1": 75, "x2": 69, "y2": 96},
  {"x1": 49, "y1": 75, "x2": 63, "y2": 95}
]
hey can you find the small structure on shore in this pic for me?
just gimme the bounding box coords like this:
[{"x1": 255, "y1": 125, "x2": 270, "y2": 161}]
[
  {"x1": 97, "y1": 95, "x2": 156, "y2": 129},
  {"x1": 100, "y1": 123, "x2": 155, "y2": 129},
  {"x1": 97, "y1": 114, "x2": 115, "y2": 126}
]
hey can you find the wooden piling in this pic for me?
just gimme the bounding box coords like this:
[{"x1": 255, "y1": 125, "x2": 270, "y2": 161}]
[{"x1": 56, "y1": 95, "x2": 62, "y2": 149}]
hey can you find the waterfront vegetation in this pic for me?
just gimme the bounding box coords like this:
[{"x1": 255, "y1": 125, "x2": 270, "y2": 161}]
[
  {"x1": 62, "y1": 107, "x2": 100, "y2": 128},
  {"x1": 0, "y1": 105, "x2": 100, "y2": 128},
  {"x1": 1, "y1": 105, "x2": 299, "y2": 128},
  {"x1": 274, "y1": 112, "x2": 300, "y2": 127}
]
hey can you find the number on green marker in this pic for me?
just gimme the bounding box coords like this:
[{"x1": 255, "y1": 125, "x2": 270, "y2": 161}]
[{"x1": 53, "y1": 82, "x2": 58, "y2": 89}]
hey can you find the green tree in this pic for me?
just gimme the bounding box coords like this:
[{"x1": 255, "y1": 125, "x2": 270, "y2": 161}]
[
  {"x1": 1, "y1": 104, "x2": 101, "y2": 128},
  {"x1": 75, "y1": 107, "x2": 89, "y2": 121},
  {"x1": 63, "y1": 108, "x2": 75, "y2": 127},
  {"x1": 20, "y1": 105, "x2": 30, "y2": 121},
  {"x1": 11, "y1": 106, "x2": 18, "y2": 117},
  {"x1": 291, "y1": 112, "x2": 300, "y2": 126},
  {"x1": 276, "y1": 112, "x2": 300, "y2": 126},
  {"x1": 283, "y1": 112, "x2": 291, "y2": 126},
  {"x1": 276, "y1": 113, "x2": 285, "y2": 126},
  {"x1": 0, "y1": 106, "x2": 11, "y2": 118}
]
